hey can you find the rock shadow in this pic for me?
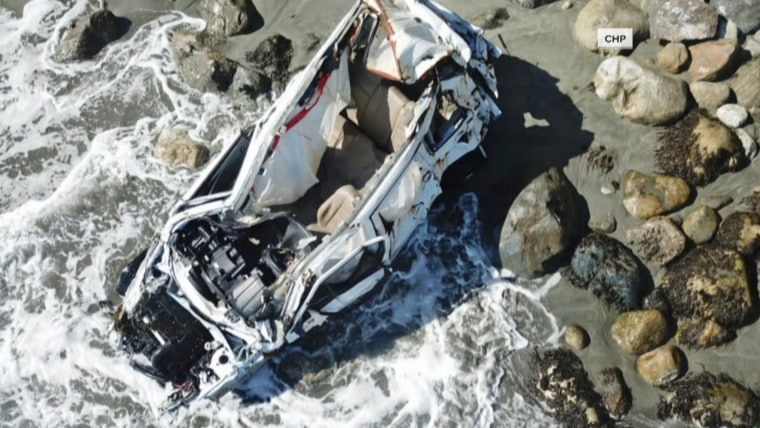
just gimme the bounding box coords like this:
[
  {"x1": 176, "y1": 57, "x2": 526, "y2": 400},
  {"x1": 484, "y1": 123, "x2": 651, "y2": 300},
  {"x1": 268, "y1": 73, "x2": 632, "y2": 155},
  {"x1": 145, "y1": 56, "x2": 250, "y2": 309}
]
[{"x1": 235, "y1": 55, "x2": 594, "y2": 404}]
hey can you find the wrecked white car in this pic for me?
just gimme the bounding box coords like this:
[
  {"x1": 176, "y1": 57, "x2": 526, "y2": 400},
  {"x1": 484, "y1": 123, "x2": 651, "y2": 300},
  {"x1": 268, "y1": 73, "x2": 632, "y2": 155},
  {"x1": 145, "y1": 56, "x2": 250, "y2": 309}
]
[{"x1": 112, "y1": 0, "x2": 500, "y2": 411}]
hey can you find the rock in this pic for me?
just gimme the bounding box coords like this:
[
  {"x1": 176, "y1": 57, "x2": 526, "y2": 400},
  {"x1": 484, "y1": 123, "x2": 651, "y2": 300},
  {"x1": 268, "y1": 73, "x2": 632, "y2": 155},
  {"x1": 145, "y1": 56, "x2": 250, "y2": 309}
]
[
  {"x1": 625, "y1": 217, "x2": 686, "y2": 265},
  {"x1": 476, "y1": 8, "x2": 510, "y2": 30},
  {"x1": 594, "y1": 57, "x2": 688, "y2": 125},
  {"x1": 744, "y1": 34, "x2": 760, "y2": 58},
  {"x1": 574, "y1": 0, "x2": 649, "y2": 54},
  {"x1": 687, "y1": 39, "x2": 738, "y2": 82},
  {"x1": 561, "y1": 0, "x2": 574, "y2": 10},
  {"x1": 676, "y1": 318, "x2": 736, "y2": 348},
  {"x1": 597, "y1": 367, "x2": 632, "y2": 419},
  {"x1": 650, "y1": 0, "x2": 719, "y2": 42},
  {"x1": 699, "y1": 195, "x2": 733, "y2": 210},
  {"x1": 197, "y1": 0, "x2": 255, "y2": 37},
  {"x1": 716, "y1": 103, "x2": 749, "y2": 128},
  {"x1": 681, "y1": 206, "x2": 720, "y2": 244},
  {"x1": 715, "y1": 211, "x2": 760, "y2": 257},
  {"x1": 499, "y1": 168, "x2": 582, "y2": 278},
  {"x1": 585, "y1": 145, "x2": 616, "y2": 174},
  {"x1": 656, "y1": 110, "x2": 745, "y2": 186},
  {"x1": 689, "y1": 81, "x2": 732, "y2": 111},
  {"x1": 636, "y1": 344, "x2": 684, "y2": 385},
  {"x1": 656, "y1": 42, "x2": 689, "y2": 74},
  {"x1": 643, "y1": 288, "x2": 672, "y2": 315},
  {"x1": 565, "y1": 325, "x2": 590, "y2": 350},
  {"x1": 711, "y1": 0, "x2": 760, "y2": 34},
  {"x1": 622, "y1": 170, "x2": 692, "y2": 219},
  {"x1": 719, "y1": 18, "x2": 740, "y2": 40},
  {"x1": 736, "y1": 128, "x2": 758, "y2": 158},
  {"x1": 658, "y1": 372, "x2": 760, "y2": 427},
  {"x1": 589, "y1": 213, "x2": 617, "y2": 234},
  {"x1": 731, "y1": 59, "x2": 760, "y2": 116},
  {"x1": 532, "y1": 349, "x2": 612, "y2": 427},
  {"x1": 54, "y1": 5, "x2": 129, "y2": 62},
  {"x1": 153, "y1": 128, "x2": 209, "y2": 168},
  {"x1": 511, "y1": 0, "x2": 558, "y2": 9},
  {"x1": 611, "y1": 309, "x2": 670, "y2": 354},
  {"x1": 737, "y1": 193, "x2": 760, "y2": 213},
  {"x1": 568, "y1": 233, "x2": 645, "y2": 311},
  {"x1": 171, "y1": 31, "x2": 237, "y2": 92},
  {"x1": 246, "y1": 34, "x2": 294, "y2": 90},
  {"x1": 659, "y1": 246, "x2": 754, "y2": 328}
]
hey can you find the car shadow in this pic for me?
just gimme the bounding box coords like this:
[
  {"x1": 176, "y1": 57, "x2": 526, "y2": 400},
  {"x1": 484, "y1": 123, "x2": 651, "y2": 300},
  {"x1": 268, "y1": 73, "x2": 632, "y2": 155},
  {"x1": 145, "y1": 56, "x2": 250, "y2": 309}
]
[{"x1": 235, "y1": 54, "x2": 594, "y2": 404}]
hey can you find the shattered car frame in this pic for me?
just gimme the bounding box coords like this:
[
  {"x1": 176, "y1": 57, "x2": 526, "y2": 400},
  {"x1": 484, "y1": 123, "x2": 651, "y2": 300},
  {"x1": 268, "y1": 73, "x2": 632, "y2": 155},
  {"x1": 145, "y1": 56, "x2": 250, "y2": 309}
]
[{"x1": 113, "y1": 0, "x2": 500, "y2": 411}]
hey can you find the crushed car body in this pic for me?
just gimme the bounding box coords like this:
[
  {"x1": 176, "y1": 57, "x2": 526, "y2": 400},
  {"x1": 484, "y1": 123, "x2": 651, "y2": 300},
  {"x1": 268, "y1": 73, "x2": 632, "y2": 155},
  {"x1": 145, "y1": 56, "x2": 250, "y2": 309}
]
[{"x1": 112, "y1": 0, "x2": 501, "y2": 411}]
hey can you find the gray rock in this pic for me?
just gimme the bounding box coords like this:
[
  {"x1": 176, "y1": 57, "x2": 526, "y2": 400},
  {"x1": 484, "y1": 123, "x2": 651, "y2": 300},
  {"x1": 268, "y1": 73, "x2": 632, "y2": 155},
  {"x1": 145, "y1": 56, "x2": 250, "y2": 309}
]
[
  {"x1": 650, "y1": 0, "x2": 719, "y2": 42},
  {"x1": 643, "y1": 288, "x2": 672, "y2": 315},
  {"x1": 589, "y1": 213, "x2": 617, "y2": 234},
  {"x1": 171, "y1": 31, "x2": 237, "y2": 92},
  {"x1": 681, "y1": 205, "x2": 719, "y2": 244},
  {"x1": 716, "y1": 103, "x2": 749, "y2": 128},
  {"x1": 658, "y1": 372, "x2": 760, "y2": 426},
  {"x1": 731, "y1": 59, "x2": 760, "y2": 118},
  {"x1": 565, "y1": 324, "x2": 590, "y2": 350},
  {"x1": 656, "y1": 42, "x2": 689, "y2": 73},
  {"x1": 153, "y1": 128, "x2": 209, "y2": 168},
  {"x1": 687, "y1": 38, "x2": 738, "y2": 82},
  {"x1": 594, "y1": 57, "x2": 689, "y2": 125},
  {"x1": 743, "y1": 33, "x2": 760, "y2": 58},
  {"x1": 54, "y1": 5, "x2": 129, "y2": 62},
  {"x1": 568, "y1": 233, "x2": 645, "y2": 311},
  {"x1": 715, "y1": 211, "x2": 760, "y2": 257},
  {"x1": 511, "y1": 0, "x2": 558, "y2": 8},
  {"x1": 711, "y1": 0, "x2": 760, "y2": 34},
  {"x1": 622, "y1": 170, "x2": 692, "y2": 219},
  {"x1": 598, "y1": 368, "x2": 632, "y2": 419},
  {"x1": 736, "y1": 128, "x2": 758, "y2": 158},
  {"x1": 197, "y1": 0, "x2": 255, "y2": 37},
  {"x1": 636, "y1": 344, "x2": 684, "y2": 385},
  {"x1": 499, "y1": 167, "x2": 581, "y2": 278},
  {"x1": 532, "y1": 349, "x2": 613, "y2": 427},
  {"x1": 476, "y1": 8, "x2": 510, "y2": 30},
  {"x1": 655, "y1": 110, "x2": 745, "y2": 186},
  {"x1": 246, "y1": 34, "x2": 294, "y2": 90},
  {"x1": 660, "y1": 246, "x2": 754, "y2": 329},
  {"x1": 626, "y1": 217, "x2": 686, "y2": 265},
  {"x1": 574, "y1": 0, "x2": 649, "y2": 54},
  {"x1": 689, "y1": 81, "x2": 732, "y2": 110},
  {"x1": 611, "y1": 309, "x2": 670, "y2": 354}
]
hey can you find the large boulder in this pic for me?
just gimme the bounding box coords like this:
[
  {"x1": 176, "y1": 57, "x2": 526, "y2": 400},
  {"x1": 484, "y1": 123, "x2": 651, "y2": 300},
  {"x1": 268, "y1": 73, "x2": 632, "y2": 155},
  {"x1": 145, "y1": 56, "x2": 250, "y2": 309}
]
[
  {"x1": 658, "y1": 372, "x2": 760, "y2": 427},
  {"x1": 622, "y1": 170, "x2": 692, "y2": 219},
  {"x1": 567, "y1": 233, "x2": 645, "y2": 311},
  {"x1": 687, "y1": 39, "x2": 738, "y2": 82},
  {"x1": 711, "y1": 0, "x2": 760, "y2": 34},
  {"x1": 659, "y1": 246, "x2": 754, "y2": 330},
  {"x1": 625, "y1": 216, "x2": 686, "y2": 265},
  {"x1": 153, "y1": 128, "x2": 210, "y2": 168},
  {"x1": 54, "y1": 5, "x2": 129, "y2": 62},
  {"x1": 656, "y1": 110, "x2": 745, "y2": 186},
  {"x1": 650, "y1": 0, "x2": 719, "y2": 42},
  {"x1": 594, "y1": 56, "x2": 688, "y2": 125},
  {"x1": 635, "y1": 344, "x2": 685, "y2": 386},
  {"x1": 499, "y1": 167, "x2": 582, "y2": 278},
  {"x1": 689, "y1": 81, "x2": 732, "y2": 111},
  {"x1": 714, "y1": 211, "x2": 760, "y2": 257},
  {"x1": 573, "y1": 0, "x2": 649, "y2": 54},
  {"x1": 197, "y1": 0, "x2": 256, "y2": 37},
  {"x1": 731, "y1": 59, "x2": 760, "y2": 120},
  {"x1": 611, "y1": 309, "x2": 669, "y2": 354},
  {"x1": 531, "y1": 349, "x2": 613, "y2": 427},
  {"x1": 716, "y1": 103, "x2": 749, "y2": 128}
]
